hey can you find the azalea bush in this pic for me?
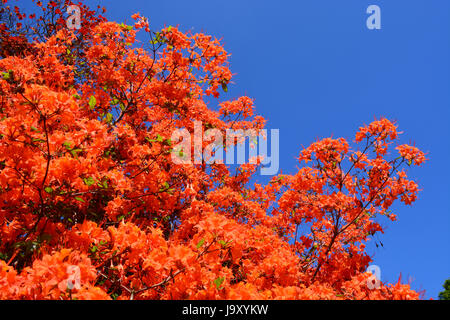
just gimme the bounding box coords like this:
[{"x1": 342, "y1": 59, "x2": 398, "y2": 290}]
[{"x1": 0, "y1": 0, "x2": 427, "y2": 300}]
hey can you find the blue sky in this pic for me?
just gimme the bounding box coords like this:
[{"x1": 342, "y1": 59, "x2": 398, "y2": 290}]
[{"x1": 25, "y1": 0, "x2": 450, "y2": 299}]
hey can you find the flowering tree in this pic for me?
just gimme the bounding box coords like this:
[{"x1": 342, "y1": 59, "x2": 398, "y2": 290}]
[{"x1": 0, "y1": 0, "x2": 427, "y2": 299}]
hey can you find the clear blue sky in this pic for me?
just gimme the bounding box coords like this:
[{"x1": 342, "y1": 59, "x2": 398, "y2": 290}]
[{"x1": 27, "y1": 0, "x2": 450, "y2": 299}]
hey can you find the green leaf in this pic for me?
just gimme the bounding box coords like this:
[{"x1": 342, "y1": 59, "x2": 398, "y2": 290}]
[
  {"x1": 196, "y1": 238, "x2": 205, "y2": 249},
  {"x1": 221, "y1": 82, "x2": 228, "y2": 92},
  {"x1": 30, "y1": 126, "x2": 39, "y2": 132},
  {"x1": 83, "y1": 177, "x2": 95, "y2": 186},
  {"x1": 74, "y1": 196, "x2": 85, "y2": 203},
  {"x1": 44, "y1": 187, "x2": 53, "y2": 193},
  {"x1": 213, "y1": 277, "x2": 224, "y2": 290},
  {"x1": 159, "y1": 182, "x2": 170, "y2": 192},
  {"x1": 70, "y1": 148, "x2": 82, "y2": 158},
  {"x1": 88, "y1": 96, "x2": 97, "y2": 109},
  {"x1": 1, "y1": 70, "x2": 12, "y2": 81},
  {"x1": 119, "y1": 23, "x2": 133, "y2": 31},
  {"x1": 218, "y1": 240, "x2": 232, "y2": 248},
  {"x1": 156, "y1": 134, "x2": 164, "y2": 142},
  {"x1": 32, "y1": 137, "x2": 46, "y2": 143},
  {"x1": 105, "y1": 113, "x2": 113, "y2": 123}
]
